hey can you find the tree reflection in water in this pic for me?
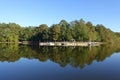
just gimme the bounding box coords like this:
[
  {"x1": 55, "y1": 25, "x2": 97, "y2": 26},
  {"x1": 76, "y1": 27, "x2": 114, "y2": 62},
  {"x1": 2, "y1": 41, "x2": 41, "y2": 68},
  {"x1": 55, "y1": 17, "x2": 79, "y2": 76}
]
[{"x1": 0, "y1": 43, "x2": 120, "y2": 69}]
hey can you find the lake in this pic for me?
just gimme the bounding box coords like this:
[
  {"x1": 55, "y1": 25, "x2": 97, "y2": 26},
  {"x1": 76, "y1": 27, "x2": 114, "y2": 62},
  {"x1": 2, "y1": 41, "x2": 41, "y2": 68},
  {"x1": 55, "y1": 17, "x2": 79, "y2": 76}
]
[{"x1": 0, "y1": 44, "x2": 120, "y2": 80}]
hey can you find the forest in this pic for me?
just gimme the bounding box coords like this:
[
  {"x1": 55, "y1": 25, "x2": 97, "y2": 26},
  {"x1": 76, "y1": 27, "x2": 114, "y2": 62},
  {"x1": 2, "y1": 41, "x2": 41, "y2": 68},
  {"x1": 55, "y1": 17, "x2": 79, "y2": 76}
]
[{"x1": 0, "y1": 19, "x2": 120, "y2": 43}]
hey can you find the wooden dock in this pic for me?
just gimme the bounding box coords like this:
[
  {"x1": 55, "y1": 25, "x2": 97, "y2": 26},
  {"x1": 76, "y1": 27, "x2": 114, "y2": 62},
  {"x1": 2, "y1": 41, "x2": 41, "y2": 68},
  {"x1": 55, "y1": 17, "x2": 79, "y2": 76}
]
[{"x1": 39, "y1": 42, "x2": 101, "y2": 46}]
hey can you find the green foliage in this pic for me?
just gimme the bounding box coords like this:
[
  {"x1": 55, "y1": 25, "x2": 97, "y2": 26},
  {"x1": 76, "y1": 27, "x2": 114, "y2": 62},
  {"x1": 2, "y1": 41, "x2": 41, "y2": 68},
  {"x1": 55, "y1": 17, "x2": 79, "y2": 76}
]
[
  {"x1": 50, "y1": 24, "x2": 60, "y2": 41},
  {"x1": 0, "y1": 19, "x2": 119, "y2": 43},
  {"x1": 86, "y1": 21, "x2": 97, "y2": 41},
  {"x1": 95, "y1": 24, "x2": 118, "y2": 43},
  {"x1": 0, "y1": 23, "x2": 20, "y2": 42},
  {"x1": 59, "y1": 20, "x2": 68, "y2": 41}
]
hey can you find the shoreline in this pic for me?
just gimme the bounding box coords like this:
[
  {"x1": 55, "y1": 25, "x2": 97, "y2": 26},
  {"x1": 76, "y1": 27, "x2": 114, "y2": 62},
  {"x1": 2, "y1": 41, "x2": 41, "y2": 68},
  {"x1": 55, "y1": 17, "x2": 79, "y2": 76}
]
[{"x1": 0, "y1": 41, "x2": 103, "y2": 46}]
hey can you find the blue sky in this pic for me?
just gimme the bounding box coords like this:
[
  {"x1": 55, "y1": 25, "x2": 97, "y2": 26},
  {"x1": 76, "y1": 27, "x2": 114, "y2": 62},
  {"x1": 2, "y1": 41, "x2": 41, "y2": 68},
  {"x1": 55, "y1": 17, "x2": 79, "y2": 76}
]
[{"x1": 0, "y1": 0, "x2": 120, "y2": 32}]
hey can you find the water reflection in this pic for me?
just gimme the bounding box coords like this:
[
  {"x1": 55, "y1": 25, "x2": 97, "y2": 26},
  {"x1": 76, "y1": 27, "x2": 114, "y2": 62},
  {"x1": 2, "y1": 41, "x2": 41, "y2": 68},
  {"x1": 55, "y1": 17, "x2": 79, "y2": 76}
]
[{"x1": 0, "y1": 43, "x2": 120, "y2": 69}]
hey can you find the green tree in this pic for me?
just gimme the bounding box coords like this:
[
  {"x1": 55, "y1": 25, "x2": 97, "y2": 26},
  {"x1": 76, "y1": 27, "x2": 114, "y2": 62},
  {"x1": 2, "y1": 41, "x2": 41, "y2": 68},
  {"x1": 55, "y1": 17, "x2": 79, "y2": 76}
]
[
  {"x1": 39, "y1": 24, "x2": 49, "y2": 41},
  {"x1": 59, "y1": 20, "x2": 68, "y2": 41},
  {"x1": 50, "y1": 24, "x2": 60, "y2": 41},
  {"x1": 86, "y1": 21, "x2": 97, "y2": 41}
]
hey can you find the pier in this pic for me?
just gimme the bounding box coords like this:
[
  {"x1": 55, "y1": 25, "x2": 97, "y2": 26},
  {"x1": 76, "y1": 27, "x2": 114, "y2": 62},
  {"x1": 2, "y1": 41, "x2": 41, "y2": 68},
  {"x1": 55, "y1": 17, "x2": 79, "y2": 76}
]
[{"x1": 39, "y1": 42, "x2": 101, "y2": 46}]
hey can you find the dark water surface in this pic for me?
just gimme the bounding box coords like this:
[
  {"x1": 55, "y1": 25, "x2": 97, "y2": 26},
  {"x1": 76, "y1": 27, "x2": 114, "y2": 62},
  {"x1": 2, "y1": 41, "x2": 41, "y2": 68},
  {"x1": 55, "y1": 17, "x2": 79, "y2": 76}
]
[{"x1": 0, "y1": 44, "x2": 120, "y2": 80}]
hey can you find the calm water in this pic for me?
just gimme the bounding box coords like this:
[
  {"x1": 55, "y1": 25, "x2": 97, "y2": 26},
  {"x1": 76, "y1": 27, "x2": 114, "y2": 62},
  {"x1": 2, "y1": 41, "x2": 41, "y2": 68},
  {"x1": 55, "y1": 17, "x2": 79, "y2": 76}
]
[{"x1": 0, "y1": 44, "x2": 120, "y2": 80}]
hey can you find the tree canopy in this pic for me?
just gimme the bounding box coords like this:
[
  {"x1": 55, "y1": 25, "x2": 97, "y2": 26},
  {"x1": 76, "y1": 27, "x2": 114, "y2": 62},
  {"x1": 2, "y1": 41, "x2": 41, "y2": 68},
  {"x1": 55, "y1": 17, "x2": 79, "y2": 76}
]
[{"x1": 0, "y1": 19, "x2": 119, "y2": 43}]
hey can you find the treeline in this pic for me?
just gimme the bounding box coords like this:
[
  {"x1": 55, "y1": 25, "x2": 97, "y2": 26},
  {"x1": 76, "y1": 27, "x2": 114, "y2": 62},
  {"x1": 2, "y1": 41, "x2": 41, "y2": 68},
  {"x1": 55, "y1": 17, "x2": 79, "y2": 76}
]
[{"x1": 0, "y1": 19, "x2": 120, "y2": 43}]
